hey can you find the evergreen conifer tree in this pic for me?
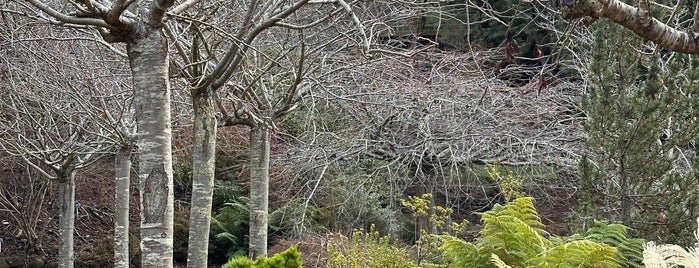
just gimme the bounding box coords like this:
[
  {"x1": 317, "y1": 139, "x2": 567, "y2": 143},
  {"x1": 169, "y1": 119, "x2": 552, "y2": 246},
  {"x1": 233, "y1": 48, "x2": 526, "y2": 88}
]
[{"x1": 579, "y1": 20, "x2": 699, "y2": 245}]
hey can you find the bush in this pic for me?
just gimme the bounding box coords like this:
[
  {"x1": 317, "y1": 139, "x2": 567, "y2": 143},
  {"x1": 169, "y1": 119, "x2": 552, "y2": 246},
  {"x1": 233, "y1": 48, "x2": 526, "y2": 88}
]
[
  {"x1": 326, "y1": 225, "x2": 417, "y2": 268},
  {"x1": 209, "y1": 197, "x2": 251, "y2": 266},
  {"x1": 212, "y1": 180, "x2": 244, "y2": 209},
  {"x1": 223, "y1": 246, "x2": 302, "y2": 268},
  {"x1": 315, "y1": 164, "x2": 405, "y2": 236},
  {"x1": 269, "y1": 199, "x2": 326, "y2": 237}
]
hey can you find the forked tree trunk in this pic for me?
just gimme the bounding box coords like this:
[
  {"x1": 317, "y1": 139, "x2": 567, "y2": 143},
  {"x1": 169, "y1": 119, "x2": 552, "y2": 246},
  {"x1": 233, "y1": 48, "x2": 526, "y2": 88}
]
[
  {"x1": 128, "y1": 25, "x2": 175, "y2": 268},
  {"x1": 186, "y1": 89, "x2": 217, "y2": 268},
  {"x1": 114, "y1": 145, "x2": 132, "y2": 267},
  {"x1": 249, "y1": 124, "x2": 271, "y2": 258},
  {"x1": 58, "y1": 171, "x2": 76, "y2": 268}
]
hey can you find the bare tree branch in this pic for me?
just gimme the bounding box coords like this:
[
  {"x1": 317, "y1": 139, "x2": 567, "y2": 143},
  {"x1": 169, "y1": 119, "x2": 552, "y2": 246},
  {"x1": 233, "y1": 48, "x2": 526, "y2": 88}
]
[
  {"x1": 169, "y1": 0, "x2": 203, "y2": 15},
  {"x1": 25, "y1": 0, "x2": 113, "y2": 28},
  {"x1": 106, "y1": 0, "x2": 136, "y2": 25}
]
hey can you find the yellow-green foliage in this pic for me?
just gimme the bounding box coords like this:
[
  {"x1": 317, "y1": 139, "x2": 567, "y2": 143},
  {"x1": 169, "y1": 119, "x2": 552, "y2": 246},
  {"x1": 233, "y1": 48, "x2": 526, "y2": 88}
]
[
  {"x1": 401, "y1": 193, "x2": 432, "y2": 218},
  {"x1": 584, "y1": 221, "x2": 644, "y2": 268},
  {"x1": 528, "y1": 240, "x2": 618, "y2": 267},
  {"x1": 401, "y1": 193, "x2": 467, "y2": 235},
  {"x1": 223, "y1": 246, "x2": 302, "y2": 268},
  {"x1": 487, "y1": 164, "x2": 524, "y2": 202},
  {"x1": 438, "y1": 197, "x2": 620, "y2": 268},
  {"x1": 327, "y1": 225, "x2": 417, "y2": 268}
]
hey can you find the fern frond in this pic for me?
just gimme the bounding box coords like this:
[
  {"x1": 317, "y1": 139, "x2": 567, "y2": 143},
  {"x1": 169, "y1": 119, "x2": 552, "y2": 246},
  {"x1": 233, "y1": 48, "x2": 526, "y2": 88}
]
[
  {"x1": 528, "y1": 240, "x2": 620, "y2": 268},
  {"x1": 643, "y1": 241, "x2": 699, "y2": 268},
  {"x1": 490, "y1": 253, "x2": 513, "y2": 268},
  {"x1": 643, "y1": 217, "x2": 699, "y2": 268},
  {"x1": 483, "y1": 197, "x2": 548, "y2": 236},
  {"x1": 211, "y1": 217, "x2": 226, "y2": 231},
  {"x1": 478, "y1": 214, "x2": 551, "y2": 265},
  {"x1": 642, "y1": 241, "x2": 667, "y2": 268},
  {"x1": 215, "y1": 232, "x2": 238, "y2": 243},
  {"x1": 438, "y1": 235, "x2": 490, "y2": 267},
  {"x1": 585, "y1": 221, "x2": 644, "y2": 267}
]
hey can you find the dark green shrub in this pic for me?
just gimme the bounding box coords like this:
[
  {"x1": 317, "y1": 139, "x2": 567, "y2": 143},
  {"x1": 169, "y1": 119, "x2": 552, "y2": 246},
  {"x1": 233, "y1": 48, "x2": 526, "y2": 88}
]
[
  {"x1": 209, "y1": 197, "x2": 251, "y2": 266},
  {"x1": 269, "y1": 199, "x2": 326, "y2": 237},
  {"x1": 173, "y1": 155, "x2": 193, "y2": 200},
  {"x1": 209, "y1": 196, "x2": 322, "y2": 265},
  {"x1": 212, "y1": 180, "x2": 244, "y2": 208}
]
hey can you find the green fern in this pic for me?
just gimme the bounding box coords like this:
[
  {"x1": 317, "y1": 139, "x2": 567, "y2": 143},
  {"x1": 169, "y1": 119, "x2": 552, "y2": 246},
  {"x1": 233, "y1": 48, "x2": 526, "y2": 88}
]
[
  {"x1": 439, "y1": 235, "x2": 490, "y2": 267},
  {"x1": 478, "y1": 214, "x2": 552, "y2": 265},
  {"x1": 585, "y1": 221, "x2": 644, "y2": 268},
  {"x1": 491, "y1": 254, "x2": 513, "y2": 268},
  {"x1": 436, "y1": 196, "x2": 620, "y2": 268},
  {"x1": 483, "y1": 197, "x2": 548, "y2": 236},
  {"x1": 528, "y1": 240, "x2": 619, "y2": 268}
]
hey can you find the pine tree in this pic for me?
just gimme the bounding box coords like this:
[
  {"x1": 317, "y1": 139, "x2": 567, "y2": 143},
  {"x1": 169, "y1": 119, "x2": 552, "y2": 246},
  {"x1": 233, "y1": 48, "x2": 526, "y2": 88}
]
[{"x1": 579, "y1": 20, "x2": 699, "y2": 245}]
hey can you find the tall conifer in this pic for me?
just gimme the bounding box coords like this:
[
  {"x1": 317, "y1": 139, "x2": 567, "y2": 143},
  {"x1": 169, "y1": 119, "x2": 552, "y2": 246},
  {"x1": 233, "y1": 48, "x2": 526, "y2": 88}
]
[{"x1": 579, "y1": 21, "x2": 699, "y2": 245}]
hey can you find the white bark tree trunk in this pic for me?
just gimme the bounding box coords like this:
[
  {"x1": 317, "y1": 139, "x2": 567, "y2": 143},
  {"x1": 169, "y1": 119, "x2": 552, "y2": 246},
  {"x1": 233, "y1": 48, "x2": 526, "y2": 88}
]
[
  {"x1": 114, "y1": 145, "x2": 132, "y2": 268},
  {"x1": 248, "y1": 124, "x2": 271, "y2": 258},
  {"x1": 186, "y1": 89, "x2": 217, "y2": 268},
  {"x1": 58, "y1": 171, "x2": 76, "y2": 268},
  {"x1": 128, "y1": 25, "x2": 175, "y2": 268},
  {"x1": 561, "y1": 0, "x2": 699, "y2": 54}
]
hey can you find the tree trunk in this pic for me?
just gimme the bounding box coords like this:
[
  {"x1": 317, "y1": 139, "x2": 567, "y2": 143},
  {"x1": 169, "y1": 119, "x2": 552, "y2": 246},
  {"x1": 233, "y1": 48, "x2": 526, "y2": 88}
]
[
  {"x1": 186, "y1": 89, "x2": 217, "y2": 268},
  {"x1": 128, "y1": 25, "x2": 175, "y2": 268},
  {"x1": 619, "y1": 155, "x2": 631, "y2": 225},
  {"x1": 560, "y1": 0, "x2": 699, "y2": 54},
  {"x1": 248, "y1": 124, "x2": 271, "y2": 258},
  {"x1": 58, "y1": 171, "x2": 75, "y2": 268},
  {"x1": 114, "y1": 145, "x2": 132, "y2": 268}
]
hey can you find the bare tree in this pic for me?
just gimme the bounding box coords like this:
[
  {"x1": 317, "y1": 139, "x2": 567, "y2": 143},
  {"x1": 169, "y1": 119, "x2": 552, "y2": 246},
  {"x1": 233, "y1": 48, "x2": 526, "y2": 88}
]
[
  {"x1": 0, "y1": 50, "x2": 113, "y2": 268},
  {"x1": 0, "y1": 10, "x2": 139, "y2": 266},
  {"x1": 0, "y1": 161, "x2": 53, "y2": 256},
  {"x1": 164, "y1": 0, "x2": 372, "y2": 261},
  {"x1": 287, "y1": 43, "x2": 587, "y2": 241},
  {"x1": 3, "y1": 0, "x2": 216, "y2": 265}
]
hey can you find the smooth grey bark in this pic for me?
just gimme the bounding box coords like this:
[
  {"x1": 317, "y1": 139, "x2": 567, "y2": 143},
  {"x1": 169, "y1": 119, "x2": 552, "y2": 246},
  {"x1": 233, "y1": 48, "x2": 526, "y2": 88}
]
[
  {"x1": 248, "y1": 124, "x2": 271, "y2": 258},
  {"x1": 58, "y1": 171, "x2": 76, "y2": 268},
  {"x1": 560, "y1": 0, "x2": 699, "y2": 54},
  {"x1": 19, "y1": 0, "x2": 178, "y2": 266},
  {"x1": 114, "y1": 145, "x2": 132, "y2": 268},
  {"x1": 128, "y1": 25, "x2": 175, "y2": 268},
  {"x1": 186, "y1": 89, "x2": 217, "y2": 268}
]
